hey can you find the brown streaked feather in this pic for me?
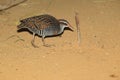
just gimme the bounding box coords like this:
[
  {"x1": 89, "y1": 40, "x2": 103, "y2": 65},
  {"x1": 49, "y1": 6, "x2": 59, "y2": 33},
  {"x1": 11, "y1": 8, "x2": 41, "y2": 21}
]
[{"x1": 20, "y1": 14, "x2": 59, "y2": 30}]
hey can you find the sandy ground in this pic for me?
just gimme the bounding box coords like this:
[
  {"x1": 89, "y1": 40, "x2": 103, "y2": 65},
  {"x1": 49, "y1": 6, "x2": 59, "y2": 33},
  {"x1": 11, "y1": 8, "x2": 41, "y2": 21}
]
[{"x1": 0, "y1": 0, "x2": 120, "y2": 80}]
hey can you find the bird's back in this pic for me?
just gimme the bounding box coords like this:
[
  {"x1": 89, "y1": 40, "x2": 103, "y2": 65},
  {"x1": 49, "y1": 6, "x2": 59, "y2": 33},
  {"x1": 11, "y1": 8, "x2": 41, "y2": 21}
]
[{"x1": 18, "y1": 14, "x2": 60, "y2": 36}]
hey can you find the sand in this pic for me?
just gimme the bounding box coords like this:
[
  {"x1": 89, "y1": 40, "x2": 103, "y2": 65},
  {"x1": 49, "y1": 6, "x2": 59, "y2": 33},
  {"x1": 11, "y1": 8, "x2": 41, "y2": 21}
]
[{"x1": 0, "y1": 0, "x2": 120, "y2": 80}]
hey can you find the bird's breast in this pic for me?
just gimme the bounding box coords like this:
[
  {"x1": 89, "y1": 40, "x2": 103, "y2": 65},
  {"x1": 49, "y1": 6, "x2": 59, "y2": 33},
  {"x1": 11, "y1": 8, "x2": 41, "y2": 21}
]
[{"x1": 39, "y1": 25, "x2": 61, "y2": 37}]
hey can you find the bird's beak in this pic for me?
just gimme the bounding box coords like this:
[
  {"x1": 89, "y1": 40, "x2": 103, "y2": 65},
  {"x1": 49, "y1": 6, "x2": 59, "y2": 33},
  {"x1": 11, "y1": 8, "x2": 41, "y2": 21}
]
[{"x1": 68, "y1": 24, "x2": 74, "y2": 31}]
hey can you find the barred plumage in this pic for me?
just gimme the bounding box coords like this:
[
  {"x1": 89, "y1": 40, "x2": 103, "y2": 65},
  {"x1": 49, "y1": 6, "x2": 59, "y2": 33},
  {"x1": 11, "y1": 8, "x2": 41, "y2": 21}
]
[{"x1": 17, "y1": 14, "x2": 73, "y2": 47}]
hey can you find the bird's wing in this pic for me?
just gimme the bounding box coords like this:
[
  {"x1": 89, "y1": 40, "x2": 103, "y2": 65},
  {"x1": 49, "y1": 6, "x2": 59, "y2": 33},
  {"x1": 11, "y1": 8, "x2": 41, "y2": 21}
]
[{"x1": 20, "y1": 15, "x2": 59, "y2": 30}]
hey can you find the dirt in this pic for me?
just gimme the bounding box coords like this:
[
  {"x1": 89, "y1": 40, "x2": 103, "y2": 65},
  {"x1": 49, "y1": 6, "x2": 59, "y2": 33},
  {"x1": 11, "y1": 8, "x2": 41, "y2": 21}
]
[{"x1": 0, "y1": 0, "x2": 120, "y2": 80}]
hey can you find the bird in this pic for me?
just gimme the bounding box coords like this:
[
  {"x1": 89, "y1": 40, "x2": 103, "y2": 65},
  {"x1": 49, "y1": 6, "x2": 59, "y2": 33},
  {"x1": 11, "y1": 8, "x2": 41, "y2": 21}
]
[{"x1": 17, "y1": 14, "x2": 73, "y2": 47}]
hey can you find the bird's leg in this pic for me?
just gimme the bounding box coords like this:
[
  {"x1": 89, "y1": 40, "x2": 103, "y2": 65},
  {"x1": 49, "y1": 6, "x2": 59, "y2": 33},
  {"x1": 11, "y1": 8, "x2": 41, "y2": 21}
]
[
  {"x1": 42, "y1": 36, "x2": 51, "y2": 47},
  {"x1": 42, "y1": 36, "x2": 55, "y2": 47},
  {"x1": 42, "y1": 36, "x2": 45, "y2": 46},
  {"x1": 31, "y1": 33, "x2": 39, "y2": 48},
  {"x1": 42, "y1": 36, "x2": 48, "y2": 47}
]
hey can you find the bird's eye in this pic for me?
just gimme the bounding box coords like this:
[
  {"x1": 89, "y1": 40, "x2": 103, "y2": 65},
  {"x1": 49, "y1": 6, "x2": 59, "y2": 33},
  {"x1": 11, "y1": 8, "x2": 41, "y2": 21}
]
[{"x1": 60, "y1": 22, "x2": 68, "y2": 25}]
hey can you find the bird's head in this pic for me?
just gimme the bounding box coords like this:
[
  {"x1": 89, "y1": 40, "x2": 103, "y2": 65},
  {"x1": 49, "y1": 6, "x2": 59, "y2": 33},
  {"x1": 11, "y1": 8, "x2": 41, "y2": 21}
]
[{"x1": 58, "y1": 19, "x2": 74, "y2": 31}]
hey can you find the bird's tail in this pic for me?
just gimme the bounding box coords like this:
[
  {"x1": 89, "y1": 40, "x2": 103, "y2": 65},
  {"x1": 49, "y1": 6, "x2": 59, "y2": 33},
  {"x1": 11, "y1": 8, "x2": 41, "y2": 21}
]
[{"x1": 17, "y1": 23, "x2": 25, "y2": 30}]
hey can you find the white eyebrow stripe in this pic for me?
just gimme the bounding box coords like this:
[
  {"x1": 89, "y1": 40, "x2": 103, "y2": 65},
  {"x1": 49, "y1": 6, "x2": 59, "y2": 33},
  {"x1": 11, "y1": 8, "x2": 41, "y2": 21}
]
[{"x1": 59, "y1": 21, "x2": 68, "y2": 24}]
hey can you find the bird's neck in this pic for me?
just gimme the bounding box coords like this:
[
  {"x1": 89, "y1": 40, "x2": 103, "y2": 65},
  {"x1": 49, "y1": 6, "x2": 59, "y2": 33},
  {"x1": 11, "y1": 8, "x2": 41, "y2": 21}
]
[{"x1": 58, "y1": 24, "x2": 66, "y2": 34}]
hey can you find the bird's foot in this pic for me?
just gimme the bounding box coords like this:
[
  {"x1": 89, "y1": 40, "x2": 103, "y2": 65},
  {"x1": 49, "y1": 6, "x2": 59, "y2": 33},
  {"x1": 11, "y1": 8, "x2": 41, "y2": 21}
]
[
  {"x1": 32, "y1": 44, "x2": 39, "y2": 48},
  {"x1": 43, "y1": 44, "x2": 55, "y2": 47},
  {"x1": 43, "y1": 44, "x2": 51, "y2": 47},
  {"x1": 31, "y1": 42, "x2": 39, "y2": 48}
]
